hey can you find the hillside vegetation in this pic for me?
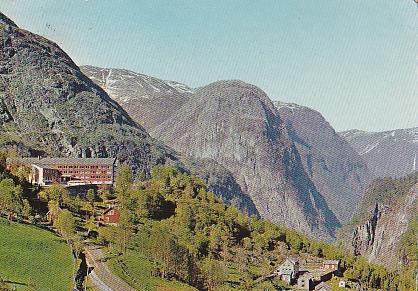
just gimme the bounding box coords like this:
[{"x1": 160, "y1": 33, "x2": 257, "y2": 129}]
[{"x1": 96, "y1": 165, "x2": 415, "y2": 290}]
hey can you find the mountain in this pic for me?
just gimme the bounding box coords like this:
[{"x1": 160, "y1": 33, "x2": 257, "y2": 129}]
[
  {"x1": 340, "y1": 127, "x2": 418, "y2": 178},
  {"x1": 274, "y1": 102, "x2": 370, "y2": 224},
  {"x1": 83, "y1": 65, "x2": 371, "y2": 228},
  {"x1": 0, "y1": 12, "x2": 257, "y2": 215},
  {"x1": 337, "y1": 172, "x2": 417, "y2": 269},
  {"x1": 0, "y1": 12, "x2": 162, "y2": 173},
  {"x1": 80, "y1": 65, "x2": 193, "y2": 131},
  {"x1": 150, "y1": 80, "x2": 341, "y2": 240}
]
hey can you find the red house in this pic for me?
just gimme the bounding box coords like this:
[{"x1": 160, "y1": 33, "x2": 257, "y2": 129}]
[{"x1": 101, "y1": 208, "x2": 120, "y2": 225}]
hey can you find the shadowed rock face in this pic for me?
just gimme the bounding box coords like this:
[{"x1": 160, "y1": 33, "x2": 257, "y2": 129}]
[
  {"x1": 275, "y1": 102, "x2": 370, "y2": 224},
  {"x1": 80, "y1": 65, "x2": 193, "y2": 132},
  {"x1": 338, "y1": 173, "x2": 417, "y2": 268},
  {"x1": 152, "y1": 80, "x2": 340, "y2": 240},
  {"x1": 340, "y1": 127, "x2": 418, "y2": 178},
  {"x1": 0, "y1": 12, "x2": 258, "y2": 215}
]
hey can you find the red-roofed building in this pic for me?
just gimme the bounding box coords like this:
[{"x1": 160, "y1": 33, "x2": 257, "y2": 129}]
[{"x1": 101, "y1": 208, "x2": 120, "y2": 225}]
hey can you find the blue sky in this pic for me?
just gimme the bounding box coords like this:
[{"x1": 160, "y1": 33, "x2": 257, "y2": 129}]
[{"x1": 1, "y1": 0, "x2": 417, "y2": 131}]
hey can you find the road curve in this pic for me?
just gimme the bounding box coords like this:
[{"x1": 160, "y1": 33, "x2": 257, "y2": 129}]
[{"x1": 85, "y1": 244, "x2": 135, "y2": 291}]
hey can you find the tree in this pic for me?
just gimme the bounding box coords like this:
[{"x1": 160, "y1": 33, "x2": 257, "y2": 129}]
[
  {"x1": 47, "y1": 200, "x2": 61, "y2": 223},
  {"x1": 200, "y1": 258, "x2": 226, "y2": 291},
  {"x1": 115, "y1": 164, "x2": 133, "y2": 206},
  {"x1": 117, "y1": 209, "x2": 132, "y2": 255},
  {"x1": 54, "y1": 209, "x2": 76, "y2": 243},
  {"x1": 84, "y1": 215, "x2": 96, "y2": 237},
  {"x1": 15, "y1": 165, "x2": 31, "y2": 184},
  {"x1": 147, "y1": 224, "x2": 192, "y2": 282},
  {"x1": 46, "y1": 184, "x2": 69, "y2": 206},
  {"x1": 132, "y1": 189, "x2": 164, "y2": 219},
  {"x1": 38, "y1": 190, "x2": 48, "y2": 201},
  {"x1": 22, "y1": 199, "x2": 32, "y2": 218},
  {"x1": 0, "y1": 178, "x2": 23, "y2": 222},
  {"x1": 86, "y1": 188, "x2": 96, "y2": 204},
  {"x1": 98, "y1": 184, "x2": 110, "y2": 202},
  {"x1": 86, "y1": 188, "x2": 96, "y2": 216}
]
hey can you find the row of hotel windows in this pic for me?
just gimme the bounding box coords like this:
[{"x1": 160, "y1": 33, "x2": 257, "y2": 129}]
[
  {"x1": 74, "y1": 175, "x2": 112, "y2": 180},
  {"x1": 57, "y1": 165, "x2": 111, "y2": 169},
  {"x1": 62, "y1": 171, "x2": 112, "y2": 174}
]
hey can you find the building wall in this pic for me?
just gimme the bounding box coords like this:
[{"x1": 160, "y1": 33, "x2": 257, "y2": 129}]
[
  {"x1": 23, "y1": 160, "x2": 116, "y2": 186},
  {"x1": 54, "y1": 163, "x2": 114, "y2": 184}
]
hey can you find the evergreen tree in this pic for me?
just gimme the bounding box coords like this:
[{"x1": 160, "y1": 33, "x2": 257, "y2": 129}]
[
  {"x1": 115, "y1": 164, "x2": 133, "y2": 206},
  {"x1": 200, "y1": 258, "x2": 226, "y2": 291}
]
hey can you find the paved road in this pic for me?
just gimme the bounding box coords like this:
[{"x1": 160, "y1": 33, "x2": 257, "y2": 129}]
[{"x1": 85, "y1": 245, "x2": 135, "y2": 291}]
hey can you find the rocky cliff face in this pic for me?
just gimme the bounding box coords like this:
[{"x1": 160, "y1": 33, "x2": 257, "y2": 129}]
[
  {"x1": 80, "y1": 65, "x2": 193, "y2": 132},
  {"x1": 0, "y1": 13, "x2": 258, "y2": 215},
  {"x1": 151, "y1": 80, "x2": 340, "y2": 240},
  {"x1": 275, "y1": 102, "x2": 370, "y2": 223},
  {"x1": 340, "y1": 128, "x2": 418, "y2": 178},
  {"x1": 0, "y1": 13, "x2": 160, "y2": 173},
  {"x1": 339, "y1": 172, "x2": 417, "y2": 268}
]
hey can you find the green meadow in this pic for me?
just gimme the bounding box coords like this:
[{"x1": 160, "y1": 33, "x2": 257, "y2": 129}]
[{"x1": 0, "y1": 218, "x2": 74, "y2": 290}]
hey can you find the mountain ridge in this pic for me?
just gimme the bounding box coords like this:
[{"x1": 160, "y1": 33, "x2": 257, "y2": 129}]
[
  {"x1": 340, "y1": 127, "x2": 418, "y2": 178},
  {"x1": 274, "y1": 101, "x2": 370, "y2": 224},
  {"x1": 80, "y1": 65, "x2": 193, "y2": 131},
  {"x1": 151, "y1": 79, "x2": 341, "y2": 240}
]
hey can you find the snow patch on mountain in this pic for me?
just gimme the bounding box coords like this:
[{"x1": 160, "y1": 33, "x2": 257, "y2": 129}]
[{"x1": 340, "y1": 127, "x2": 418, "y2": 178}]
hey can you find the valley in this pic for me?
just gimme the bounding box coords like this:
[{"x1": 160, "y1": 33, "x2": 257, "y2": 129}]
[{"x1": 0, "y1": 9, "x2": 417, "y2": 291}]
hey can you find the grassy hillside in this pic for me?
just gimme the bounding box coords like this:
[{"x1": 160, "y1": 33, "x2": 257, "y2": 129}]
[
  {"x1": 107, "y1": 250, "x2": 197, "y2": 291},
  {"x1": 0, "y1": 219, "x2": 73, "y2": 290}
]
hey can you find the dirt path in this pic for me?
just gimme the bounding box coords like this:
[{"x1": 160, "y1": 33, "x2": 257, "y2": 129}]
[{"x1": 85, "y1": 244, "x2": 135, "y2": 291}]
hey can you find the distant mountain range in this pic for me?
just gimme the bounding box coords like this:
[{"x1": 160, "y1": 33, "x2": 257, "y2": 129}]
[{"x1": 340, "y1": 128, "x2": 418, "y2": 178}]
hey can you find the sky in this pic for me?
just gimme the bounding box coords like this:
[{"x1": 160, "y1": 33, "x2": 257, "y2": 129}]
[{"x1": 0, "y1": 0, "x2": 417, "y2": 131}]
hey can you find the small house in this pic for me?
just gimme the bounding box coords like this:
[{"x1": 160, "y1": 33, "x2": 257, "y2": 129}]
[
  {"x1": 323, "y1": 259, "x2": 340, "y2": 271},
  {"x1": 277, "y1": 257, "x2": 299, "y2": 284},
  {"x1": 314, "y1": 282, "x2": 331, "y2": 291},
  {"x1": 339, "y1": 280, "x2": 346, "y2": 288},
  {"x1": 101, "y1": 208, "x2": 120, "y2": 225},
  {"x1": 297, "y1": 272, "x2": 313, "y2": 290}
]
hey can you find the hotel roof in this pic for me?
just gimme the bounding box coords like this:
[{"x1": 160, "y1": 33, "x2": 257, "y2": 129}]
[{"x1": 7, "y1": 157, "x2": 116, "y2": 166}]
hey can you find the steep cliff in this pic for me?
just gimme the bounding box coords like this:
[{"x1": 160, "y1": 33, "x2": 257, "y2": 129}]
[
  {"x1": 152, "y1": 80, "x2": 340, "y2": 240},
  {"x1": 275, "y1": 102, "x2": 370, "y2": 223},
  {"x1": 338, "y1": 172, "x2": 418, "y2": 268}
]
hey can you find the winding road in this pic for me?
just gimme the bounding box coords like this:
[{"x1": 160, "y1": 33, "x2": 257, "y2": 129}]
[{"x1": 85, "y1": 244, "x2": 135, "y2": 291}]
